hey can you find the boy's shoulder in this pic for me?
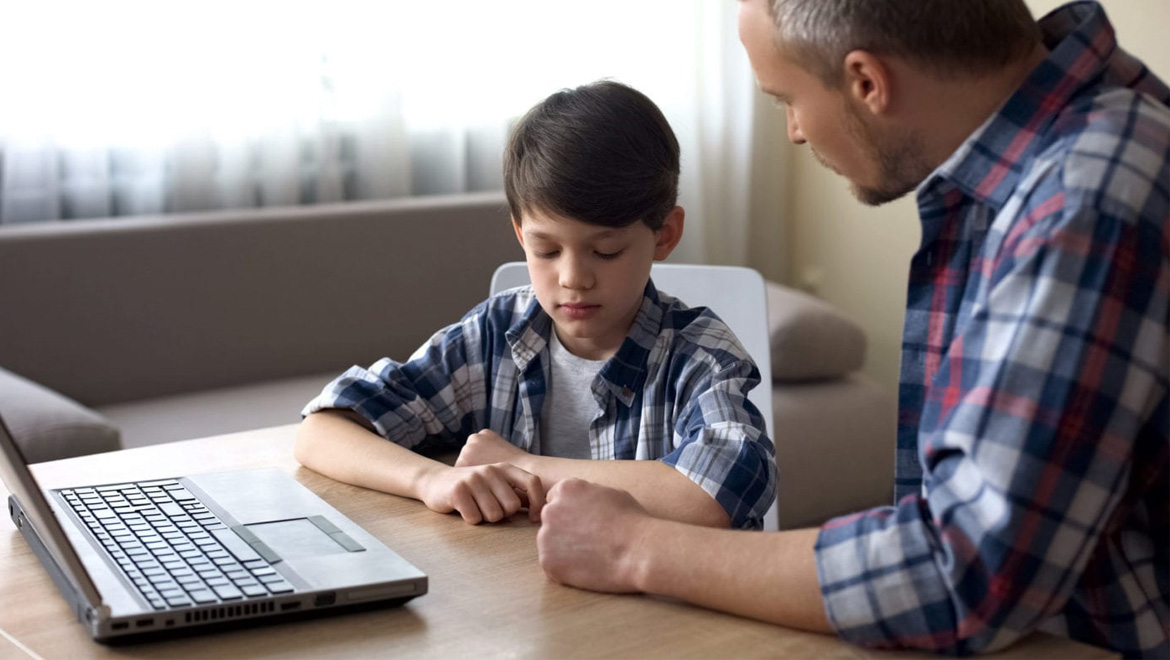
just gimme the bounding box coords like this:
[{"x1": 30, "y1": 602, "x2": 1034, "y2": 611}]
[
  {"x1": 463, "y1": 285, "x2": 539, "y2": 326},
  {"x1": 653, "y1": 288, "x2": 752, "y2": 366}
]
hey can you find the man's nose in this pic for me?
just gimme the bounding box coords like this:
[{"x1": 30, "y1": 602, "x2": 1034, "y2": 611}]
[{"x1": 786, "y1": 106, "x2": 806, "y2": 144}]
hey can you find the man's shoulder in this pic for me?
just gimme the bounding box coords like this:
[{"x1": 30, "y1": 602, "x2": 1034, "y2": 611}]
[
  {"x1": 1015, "y1": 88, "x2": 1170, "y2": 228},
  {"x1": 1044, "y1": 88, "x2": 1170, "y2": 200}
]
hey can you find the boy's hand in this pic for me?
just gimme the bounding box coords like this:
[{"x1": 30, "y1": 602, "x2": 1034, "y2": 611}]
[
  {"x1": 455, "y1": 429, "x2": 530, "y2": 469},
  {"x1": 537, "y1": 478, "x2": 651, "y2": 593},
  {"x1": 418, "y1": 462, "x2": 545, "y2": 525}
]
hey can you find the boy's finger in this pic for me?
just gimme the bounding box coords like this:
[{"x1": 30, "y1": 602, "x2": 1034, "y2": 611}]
[
  {"x1": 503, "y1": 465, "x2": 545, "y2": 522},
  {"x1": 470, "y1": 485, "x2": 506, "y2": 523},
  {"x1": 484, "y1": 471, "x2": 524, "y2": 517},
  {"x1": 449, "y1": 484, "x2": 483, "y2": 525}
]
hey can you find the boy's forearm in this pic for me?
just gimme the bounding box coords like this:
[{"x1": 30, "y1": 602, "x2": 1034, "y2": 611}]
[
  {"x1": 518, "y1": 455, "x2": 730, "y2": 527},
  {"x1": 294, "y1": 410, "x2": 446, "y2": 500}
]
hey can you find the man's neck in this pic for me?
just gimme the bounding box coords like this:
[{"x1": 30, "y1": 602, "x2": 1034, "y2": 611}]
[{"x1": 913, "y1": 44, "x2": 1051, "y2": 169}]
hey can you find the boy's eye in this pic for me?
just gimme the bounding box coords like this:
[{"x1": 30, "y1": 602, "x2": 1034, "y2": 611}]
[
  {"x1": 595, "y1": 250, "x2": 623, "y2": 260},
  {"x1": 534, "y1": 250, "x2": 559, "y2": 259}
]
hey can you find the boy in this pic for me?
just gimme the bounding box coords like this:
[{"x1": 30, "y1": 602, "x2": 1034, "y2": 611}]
[{"x1": 295, "y1": 80, "x2": 776, "y2": 529}]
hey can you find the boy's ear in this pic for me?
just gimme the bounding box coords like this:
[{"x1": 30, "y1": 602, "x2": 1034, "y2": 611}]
[
  {"x1": 511, "y1": 216, "x2": 525, "y2": 248},
  {"x1": 653, "y1": 206, "x2": 685, "y2": 261}
]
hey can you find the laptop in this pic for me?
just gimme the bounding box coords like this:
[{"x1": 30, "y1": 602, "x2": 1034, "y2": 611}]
[{"x1": 0, "y1": 412, "x2": 427, "y2": 642}]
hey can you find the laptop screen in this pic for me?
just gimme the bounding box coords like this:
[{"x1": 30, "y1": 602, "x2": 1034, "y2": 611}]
[{"x1": 0, "y1": 412, "x2": 104, "y2": 606}]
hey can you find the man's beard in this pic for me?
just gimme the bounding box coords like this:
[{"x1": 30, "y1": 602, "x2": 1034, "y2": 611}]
[{"x1": 818, "y1": 102, "x2": 933, "y2": 207}]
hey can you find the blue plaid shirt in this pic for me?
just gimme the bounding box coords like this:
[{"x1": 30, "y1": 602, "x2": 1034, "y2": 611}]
[
  {"x1": 815, "y1": 3, "x2": 1169, "y2": 657},
  {"x1": 304, "y1": 280, "x2": 777, "y2": 529}
]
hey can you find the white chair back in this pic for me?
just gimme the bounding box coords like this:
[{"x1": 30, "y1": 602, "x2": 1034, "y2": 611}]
[{"x1": 490, "y1": 262, "x2": 777, "y2": 530}]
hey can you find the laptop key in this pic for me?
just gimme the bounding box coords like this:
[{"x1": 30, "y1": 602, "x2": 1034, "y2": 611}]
[
  {"x1": 240, "y1": 584, "x2": 268, "y2": 597},
  {"x1": 212, "y1": 584, "x2": 243, "y2": 600},
  {"x1": 265, "y1": 580, "x2": 294, "y2": 594},
  {"x1": 168, "y1": 486, "x2": 195, "y2": 503},
  {"x1": 188, "y1": 589, "x2": 218, "y2": 604}
]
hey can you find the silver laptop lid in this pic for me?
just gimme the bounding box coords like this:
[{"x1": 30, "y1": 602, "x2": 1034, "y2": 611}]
[{"x1": 0, "y1": 412, "x2": 104, "y2": 608}]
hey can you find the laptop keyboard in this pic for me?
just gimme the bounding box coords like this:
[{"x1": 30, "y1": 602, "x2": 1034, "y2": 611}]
[{"x1": 59, "y1": 479, "x2": 295, "y2": 610}]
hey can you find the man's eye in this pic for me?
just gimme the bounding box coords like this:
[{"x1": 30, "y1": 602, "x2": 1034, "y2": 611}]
[{"x1": 596, "y1": 250, "x2": 623, "y2": 260}]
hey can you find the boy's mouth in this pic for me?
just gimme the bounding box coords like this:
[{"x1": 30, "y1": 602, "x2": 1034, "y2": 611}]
[{"x1": 559, "y1": 302, "x2": 600, "y2": 320}]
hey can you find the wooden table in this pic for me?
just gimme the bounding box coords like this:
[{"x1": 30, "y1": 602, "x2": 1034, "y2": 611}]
[{"x1": 0, "y1": 425, "x2": 1116, "y2": 659}]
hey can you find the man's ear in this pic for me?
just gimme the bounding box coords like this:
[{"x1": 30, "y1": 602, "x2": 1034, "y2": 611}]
[
  {"x1": 653, "y1": 206, "x2": 685, "y2": 261},
  {"x1": 842, "y1": 50, "x2": 892, "y2": 116}
]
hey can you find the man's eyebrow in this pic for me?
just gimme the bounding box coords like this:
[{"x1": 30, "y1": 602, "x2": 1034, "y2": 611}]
[{"x1": 759, "y1": 85, "x2": 790, "y2": 103}]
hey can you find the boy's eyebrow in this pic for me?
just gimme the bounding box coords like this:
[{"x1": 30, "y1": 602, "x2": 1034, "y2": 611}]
[{"x1": 525, "y1": 229, "x2": 622, "y2": 240}]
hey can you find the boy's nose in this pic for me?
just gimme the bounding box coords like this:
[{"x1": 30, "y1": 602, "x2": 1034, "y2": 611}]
[{"x1": 559, "y1": 258, "x2": 594, "y2": 290}]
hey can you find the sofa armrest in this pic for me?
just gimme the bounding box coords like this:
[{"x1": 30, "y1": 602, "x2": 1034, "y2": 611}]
[{"x1": 0, "y1": 367, "x2": 122, "y2": 463}]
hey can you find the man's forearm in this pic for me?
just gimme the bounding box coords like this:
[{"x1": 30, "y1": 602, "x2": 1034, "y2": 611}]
[
  {"x1": 631, "y1": 519, "x2": 832, "y2": 632},
  {"x1": 518, "y1": 455, "x2": 730, "y2": 527}
]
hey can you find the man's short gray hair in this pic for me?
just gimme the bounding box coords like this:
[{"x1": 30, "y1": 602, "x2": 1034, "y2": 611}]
[{"x1": 768, "y1": 0, "x2": 1041, "y2": 85}]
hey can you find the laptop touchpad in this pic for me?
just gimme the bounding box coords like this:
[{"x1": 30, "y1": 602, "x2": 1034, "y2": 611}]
[{"x1": 245, "y1": 519, "x2": 348, "y2": 559}]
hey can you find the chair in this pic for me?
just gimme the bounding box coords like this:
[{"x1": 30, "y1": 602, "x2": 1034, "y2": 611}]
[{"x1": 490, "y1": 262, "x2": 778, "y2": 530}]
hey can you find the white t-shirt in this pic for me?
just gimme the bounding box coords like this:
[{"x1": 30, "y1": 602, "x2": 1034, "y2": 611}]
[{"x1": 538, "y1": 330, "x2": 605, "y2": 459}]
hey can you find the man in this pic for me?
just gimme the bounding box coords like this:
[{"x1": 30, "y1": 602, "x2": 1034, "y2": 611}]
[{"x1": 535, "y1": 1, "x2": 1169, "y2": 657}]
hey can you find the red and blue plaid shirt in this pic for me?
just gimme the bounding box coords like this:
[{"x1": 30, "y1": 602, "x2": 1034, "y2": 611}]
[{"x1": 815, "y1": 2, "x2": 1169, "y2": 657}]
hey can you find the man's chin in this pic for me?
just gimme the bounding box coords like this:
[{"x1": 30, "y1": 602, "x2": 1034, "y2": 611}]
[{"x1": 849, "y1": 181, "x2": 914, "y2": 207}]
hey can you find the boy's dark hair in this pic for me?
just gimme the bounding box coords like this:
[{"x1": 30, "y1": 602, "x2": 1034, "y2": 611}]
[{"x1": 503, "y1": 80, "x2": 680, "y2": 231}]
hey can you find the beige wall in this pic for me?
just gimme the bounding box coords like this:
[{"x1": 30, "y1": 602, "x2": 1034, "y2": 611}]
[{"x1": 782, "y1": 0, "x2": 1170, "y2": 395}]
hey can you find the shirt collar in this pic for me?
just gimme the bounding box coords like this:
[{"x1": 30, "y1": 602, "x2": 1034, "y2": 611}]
[
  {"x1": 918, "y1": 1, "x2": 1122, "y2": 211},
  {"x1": 505, "y1": 280, "x2": 666, "y2": 407}
]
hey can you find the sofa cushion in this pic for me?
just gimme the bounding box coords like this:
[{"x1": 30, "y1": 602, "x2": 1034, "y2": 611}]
[
  {"x1": 0, "y1": 367, "x2": 121, "y2": 462},
  {"x1": 765, "y1": 281, "x2": 866, "y2": 382}
]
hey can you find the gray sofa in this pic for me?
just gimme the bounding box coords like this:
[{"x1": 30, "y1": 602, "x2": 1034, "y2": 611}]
[{"x1": 0, "y1": 192, "x2": 894, "y2": 529}]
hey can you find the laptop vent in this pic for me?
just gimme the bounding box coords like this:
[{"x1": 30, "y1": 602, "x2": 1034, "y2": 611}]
[{"x1": 184, "y1": 601, "x2": 276, "y2": 624}]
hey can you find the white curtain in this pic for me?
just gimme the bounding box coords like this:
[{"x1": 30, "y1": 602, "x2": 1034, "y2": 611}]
[{"x1": 0, "y1": 0, "x2": 786, "y2": 271}]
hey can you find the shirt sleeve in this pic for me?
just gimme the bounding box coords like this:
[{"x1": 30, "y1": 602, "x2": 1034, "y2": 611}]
[
  {"x1": 814, "y1": 207, "x2": 1167, "y2": 653},
  {"x1": 664, "y1": 344, "x2": 778, "y2": 531},
  {"x1": 301, "y1": 311, "x2": 489, "y2": 450}
]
